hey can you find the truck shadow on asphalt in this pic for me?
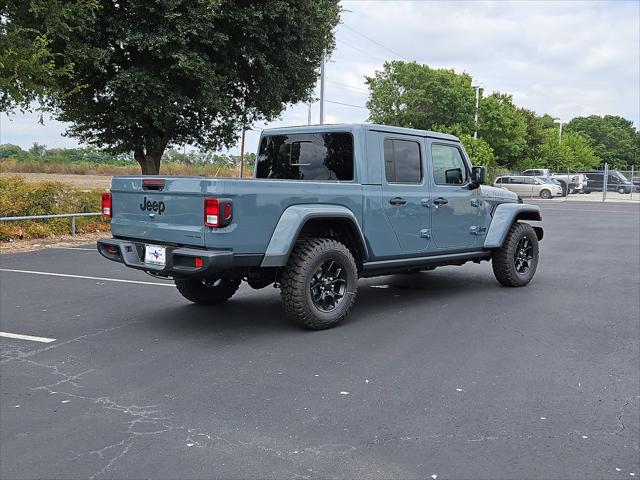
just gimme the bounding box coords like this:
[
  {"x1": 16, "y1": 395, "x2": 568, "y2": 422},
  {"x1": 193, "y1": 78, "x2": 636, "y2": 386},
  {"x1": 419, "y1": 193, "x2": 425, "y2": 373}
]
[{"x1": 148, "y1": 268, "x2": 500, "y2": 338}]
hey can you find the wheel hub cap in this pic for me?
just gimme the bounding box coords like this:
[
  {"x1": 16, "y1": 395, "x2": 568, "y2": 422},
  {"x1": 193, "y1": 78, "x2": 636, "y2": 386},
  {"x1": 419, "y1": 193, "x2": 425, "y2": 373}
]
[
  {"x1": 514, "y1": 237, "x2": 534, "y2": 274},
  {"x1": 310, "y1": 260, "x2": 347, "y2": 312}
]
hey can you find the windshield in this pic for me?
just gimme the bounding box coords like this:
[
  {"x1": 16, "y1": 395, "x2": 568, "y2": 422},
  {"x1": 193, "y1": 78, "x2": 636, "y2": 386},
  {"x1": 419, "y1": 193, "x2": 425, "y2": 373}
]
[
  {"x1": 613, "y1": 172, "x2": 629, "y2": 182},
  {"x1": 537, "y1": 177, "x2": 556, "y2": 184}
]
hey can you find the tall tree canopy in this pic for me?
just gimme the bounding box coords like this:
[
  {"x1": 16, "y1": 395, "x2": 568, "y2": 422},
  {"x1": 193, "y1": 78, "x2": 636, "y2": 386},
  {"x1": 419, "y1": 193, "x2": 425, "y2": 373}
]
[
  {"x1": 4, "y1": 0, "x2": 340, "y2": 174},
  {"x1": 0, "y1": 0, "x2": 95, "y2": 112},
  {"x1": 565, "y1": 115, "x2": 639, "y2": 168},
  {"x1": 364, "y1": 61, "x2": 617, "y2": 171},
  {"x1": 366, "y1": 61, "x2": 476, "y2": 132},
  {"x1": 477, "y1": 92, "x2": 527, "y2": 167}
]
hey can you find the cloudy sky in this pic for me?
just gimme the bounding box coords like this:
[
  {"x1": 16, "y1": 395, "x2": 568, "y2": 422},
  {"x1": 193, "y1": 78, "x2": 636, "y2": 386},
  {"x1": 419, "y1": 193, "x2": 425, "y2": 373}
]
[{"x1": 1, "y1": 0, "x2": 638, "y2": 155}]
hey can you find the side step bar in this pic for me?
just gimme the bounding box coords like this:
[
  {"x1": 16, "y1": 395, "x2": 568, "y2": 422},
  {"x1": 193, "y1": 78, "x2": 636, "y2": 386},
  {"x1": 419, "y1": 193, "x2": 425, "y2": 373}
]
[{"x1": 361, "y1": 251, "x2": 491, "y2": 277}]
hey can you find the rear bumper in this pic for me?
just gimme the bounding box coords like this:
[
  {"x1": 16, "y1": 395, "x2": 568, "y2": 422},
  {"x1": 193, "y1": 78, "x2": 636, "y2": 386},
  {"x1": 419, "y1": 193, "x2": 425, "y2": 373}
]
[{"x1": 97, "y1": 238, "x2": 261, "y2": 277}]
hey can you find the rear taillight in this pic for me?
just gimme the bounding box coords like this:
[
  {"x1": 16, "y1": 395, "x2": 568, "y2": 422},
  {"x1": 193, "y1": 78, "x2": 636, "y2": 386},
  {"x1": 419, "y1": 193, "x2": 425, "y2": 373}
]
[
  {"x1": 204, "y1": 198, "x2": 232, "y2": 228},
  {"x1": 101, "y1": 193, "x2": 112, "y2": 218}
]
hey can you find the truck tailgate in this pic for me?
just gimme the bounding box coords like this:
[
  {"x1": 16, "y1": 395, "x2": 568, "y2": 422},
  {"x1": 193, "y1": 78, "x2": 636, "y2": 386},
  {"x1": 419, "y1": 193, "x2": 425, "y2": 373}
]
[{"x1": 110, "y1": 177, "x2": 209, "y2": 247}]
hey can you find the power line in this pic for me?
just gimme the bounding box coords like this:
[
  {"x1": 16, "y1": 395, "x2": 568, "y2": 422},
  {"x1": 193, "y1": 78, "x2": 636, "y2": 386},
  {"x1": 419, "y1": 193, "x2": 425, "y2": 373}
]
[
  {"x1": 338, "y1": 38, "x2": 388, "y2": 63},
  {"x1": 340, "y1": 23, "x2": 409, "y2": 61},
  {"x1": 325, "y1": 80, "x2": 369, "y2": 94},
  {"x1": 325, "y1": 99, "x2": 368, "y2": 110}
]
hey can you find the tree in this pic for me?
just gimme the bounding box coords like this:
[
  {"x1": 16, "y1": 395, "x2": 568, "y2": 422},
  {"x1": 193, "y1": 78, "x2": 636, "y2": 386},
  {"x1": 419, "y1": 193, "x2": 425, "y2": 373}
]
[
  {"x1": 517, "y1": 109, "x2": 556, "y2": 164},
  {"x1": 518, "y1": 130, "x2": 600, "y2": 172},
  {"x1": 28, "y1": 142, "x2": 47, "y2": 157},
  {"x1": 10, "y1": 0, "x2": 340, "y2": 174},
  {"x1": 0, "y1": 1, "x2": 96, "y2": 112},
  {"x1": 432, "y1": 124, "x2": 495, "y2": 167},
  {"x1": 366, "y1": 61, "x2": 476, "y2": 132},
  {"x1": 0, "y1": 143, "x2": 24, "y2": 159},
  {"x1": 477, "y1": 93, "x2": 527, "y2": 168},
  {"x1": 565, "y1": 115, "x2": 639, "y2": 168}
]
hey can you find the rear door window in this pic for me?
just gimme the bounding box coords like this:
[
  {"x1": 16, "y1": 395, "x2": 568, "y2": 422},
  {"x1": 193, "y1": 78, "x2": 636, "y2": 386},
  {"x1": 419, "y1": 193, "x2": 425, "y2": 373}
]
[
  {"x1": 256, "y1": 133, "x2": 353, "y2": 181},
  {"x1": 384, "y1": 138, "x2": 422, "y2": 184}
]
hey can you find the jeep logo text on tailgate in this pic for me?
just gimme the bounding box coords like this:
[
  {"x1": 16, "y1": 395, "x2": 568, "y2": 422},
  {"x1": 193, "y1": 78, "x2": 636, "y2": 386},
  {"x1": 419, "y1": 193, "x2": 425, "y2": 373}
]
[{"x1": 140, "y1": 197, "x2": 166, "y2": 215}]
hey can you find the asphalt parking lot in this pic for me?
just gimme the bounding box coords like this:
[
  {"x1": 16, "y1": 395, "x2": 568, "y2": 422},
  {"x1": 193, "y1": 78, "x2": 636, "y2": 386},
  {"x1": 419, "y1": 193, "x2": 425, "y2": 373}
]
[{"x1": 1, "y1": 202, "x2": 639, "y2": 479}]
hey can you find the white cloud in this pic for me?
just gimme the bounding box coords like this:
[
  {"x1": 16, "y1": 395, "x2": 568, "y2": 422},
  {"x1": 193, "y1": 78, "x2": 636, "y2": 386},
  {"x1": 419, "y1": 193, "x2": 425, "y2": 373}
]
[{"x1": 1, "y1": 0, "x2": 638, "y2": 155}]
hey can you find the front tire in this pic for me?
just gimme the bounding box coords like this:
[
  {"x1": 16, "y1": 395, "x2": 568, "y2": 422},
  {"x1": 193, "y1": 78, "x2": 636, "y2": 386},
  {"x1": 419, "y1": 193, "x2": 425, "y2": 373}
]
[
  {"x1": 280, "y1": 238, "x2": 358, "y2": 330},
  {"x1": 175, "y1": 277, "x2": 241, "y2": 305},
  {"x1": 539, "y1": 189, "x2": 552, "y2": 199},
  {"x1": 617, "y1": 186, "x2": 627, "y2": 194},
  {"x1": 492, "y1": 222, "x2": 539, "y2": 287}
]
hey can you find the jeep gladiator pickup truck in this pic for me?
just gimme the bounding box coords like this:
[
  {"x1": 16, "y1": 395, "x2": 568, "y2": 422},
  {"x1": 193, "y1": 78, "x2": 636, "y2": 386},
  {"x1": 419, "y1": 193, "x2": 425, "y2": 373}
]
[{"x1": 98, "y1": 124, "x2": 543, "y2": 330}]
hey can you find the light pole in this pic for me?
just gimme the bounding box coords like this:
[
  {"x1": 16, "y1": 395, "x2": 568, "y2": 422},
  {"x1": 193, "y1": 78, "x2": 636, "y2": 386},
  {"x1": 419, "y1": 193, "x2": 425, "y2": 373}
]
[
  {"x1": 472, "y1": 84, "x2": 482, "y2": 140},
  {"x1": 553, "y1": 117, "x2": 563, "y2": 143}
]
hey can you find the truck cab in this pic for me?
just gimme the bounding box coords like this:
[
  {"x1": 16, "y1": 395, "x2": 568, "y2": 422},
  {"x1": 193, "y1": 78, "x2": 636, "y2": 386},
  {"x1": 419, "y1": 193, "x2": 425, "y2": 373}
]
[{"x1": 99, "y1": 124, "x2": 543, "y2": 330}]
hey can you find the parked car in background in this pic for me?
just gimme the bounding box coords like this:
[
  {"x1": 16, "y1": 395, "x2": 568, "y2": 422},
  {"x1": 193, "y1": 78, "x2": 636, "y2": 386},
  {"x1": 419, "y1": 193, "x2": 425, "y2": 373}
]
[
  {"x1": 521, "y1": 169, "x2": 586, "y2": 194},
  {"x1": 522, "y1": 169, "x2": 550, "y2": 177},
  {"x1": 494, "y1": 175, "x2": 564, "y2": 199},
  {"x1": 631, "y1": 176, "x2": 640, "y2": 193},
  {"x1": 580, "y1": 171, "x2": 633, "y2": 194},
  {"x1": 551, "y1": 173, "x2": 587, "y2": 194}
]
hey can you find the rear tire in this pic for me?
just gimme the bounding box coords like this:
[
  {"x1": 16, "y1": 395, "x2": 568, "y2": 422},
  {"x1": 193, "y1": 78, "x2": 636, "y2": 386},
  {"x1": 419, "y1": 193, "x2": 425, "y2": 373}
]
[
  {"x1": 492, "y1": 222, "x2": 539, "y2": 287},
  {"x1": 175, "y1": 277, "x2": 241, "y2": 304},
  {"x1": 539, "y1": 189, "x2": 552, "y2": 199},
  {"x1": 280, "y1": 238, "x2": 358, "y2": 330}
]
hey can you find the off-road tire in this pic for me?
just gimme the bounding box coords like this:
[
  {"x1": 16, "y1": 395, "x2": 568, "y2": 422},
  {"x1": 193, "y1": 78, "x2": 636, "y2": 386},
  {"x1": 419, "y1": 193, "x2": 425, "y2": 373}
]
[
  {"x1": 280, "y1": 238, "x2": 358, "y2": 330},
  {"x1": 492, "y1": 222, "x2": 539, "y2": 287},
  {"x1": 539, "y1": 189, "x2": 552, "y2": 199},
  {"x1": 175, "y1": 277, "x2": 241, "y2": 305}
]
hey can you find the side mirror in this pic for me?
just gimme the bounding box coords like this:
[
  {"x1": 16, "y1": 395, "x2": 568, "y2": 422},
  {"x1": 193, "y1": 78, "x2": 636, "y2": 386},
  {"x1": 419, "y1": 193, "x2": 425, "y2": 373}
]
[
  {"x1": 445, "y1": 168, "x2": 464, "y2": 184},
  {"x1": 471, "y1": 166, "x2": 486, "y2": 185}
]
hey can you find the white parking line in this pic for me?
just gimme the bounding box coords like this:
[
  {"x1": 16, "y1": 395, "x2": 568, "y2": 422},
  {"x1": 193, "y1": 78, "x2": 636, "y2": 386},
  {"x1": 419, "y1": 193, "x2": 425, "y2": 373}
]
[
  {"x1": 50, "y1": 247, "x2": 96, "y2": 251},
  {"x1": 541, "y1": 207, "x2": 636, "y2": 213},
  {"x1": 0, "y1": 332, "x2": 56, "y2": 343},
  {"x1": 0, "y1": 269, "x2": 174, "y2": 286}
]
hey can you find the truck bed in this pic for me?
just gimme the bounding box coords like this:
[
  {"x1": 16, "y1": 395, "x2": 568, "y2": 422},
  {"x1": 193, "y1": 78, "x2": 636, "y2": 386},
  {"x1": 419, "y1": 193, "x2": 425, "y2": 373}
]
[{"x1": 110, "y1": 176, "x2": 364, "y2": 254}]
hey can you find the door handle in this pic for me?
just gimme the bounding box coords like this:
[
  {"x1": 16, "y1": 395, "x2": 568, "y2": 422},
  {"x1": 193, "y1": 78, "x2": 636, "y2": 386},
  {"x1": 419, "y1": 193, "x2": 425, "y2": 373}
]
[
  {"x1": 389, "y1": 197, "x2": 407, "y2": 206},
  {"x1": 433, "y1": 197, "x2": 448, "y2": 205},
  {"x1": 421, "y1": 198, "x2": 432, "y2": 208}
]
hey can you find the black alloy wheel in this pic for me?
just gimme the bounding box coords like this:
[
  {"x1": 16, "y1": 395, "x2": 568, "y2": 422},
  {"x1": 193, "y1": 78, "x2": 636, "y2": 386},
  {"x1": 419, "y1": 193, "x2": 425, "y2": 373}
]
[
  {"x1": 514, "y1": 236, "x2": 534, "y2": 274},
  {"x1": 310, "y1": 260, "x2": 348, "y2": 312}
]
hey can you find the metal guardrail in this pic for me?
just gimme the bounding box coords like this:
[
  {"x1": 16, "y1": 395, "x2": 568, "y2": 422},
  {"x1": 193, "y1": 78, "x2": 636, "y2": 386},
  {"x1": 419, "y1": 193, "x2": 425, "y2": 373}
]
[{"x1": 0, "y1": 212, "x2": 101, "y2": 235}]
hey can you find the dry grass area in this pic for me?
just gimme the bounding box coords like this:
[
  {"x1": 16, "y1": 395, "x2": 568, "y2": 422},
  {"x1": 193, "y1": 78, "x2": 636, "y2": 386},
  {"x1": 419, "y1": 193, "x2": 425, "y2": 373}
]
[
  {"x1": 0, "y1": 231, "x2": 106, "y2": 253},
  {"x1": 0, "y1": 172, "x2": 112, "y2": 190},
  {"x1": 0, "y1": 158, "x2": 244, "y2": 177}
]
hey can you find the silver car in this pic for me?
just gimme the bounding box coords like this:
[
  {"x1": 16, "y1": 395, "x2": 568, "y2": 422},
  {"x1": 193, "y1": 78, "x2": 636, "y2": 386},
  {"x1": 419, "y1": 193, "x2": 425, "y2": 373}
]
[{"x1": 494, "y1": 176, "x2": 564, "y2": 199}]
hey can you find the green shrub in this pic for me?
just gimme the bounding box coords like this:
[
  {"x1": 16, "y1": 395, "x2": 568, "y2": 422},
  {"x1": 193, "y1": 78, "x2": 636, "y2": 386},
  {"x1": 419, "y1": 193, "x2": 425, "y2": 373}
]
[{"x1": 0, "y1": 177, "x2": 110, "y2": 241}]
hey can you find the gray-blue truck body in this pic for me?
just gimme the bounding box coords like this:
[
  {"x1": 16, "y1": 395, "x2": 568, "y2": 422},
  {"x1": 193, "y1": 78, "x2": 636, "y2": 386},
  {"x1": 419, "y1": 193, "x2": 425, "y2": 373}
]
[{"x1": 98, "y1": 124, "x2": 542, "y2": 277}]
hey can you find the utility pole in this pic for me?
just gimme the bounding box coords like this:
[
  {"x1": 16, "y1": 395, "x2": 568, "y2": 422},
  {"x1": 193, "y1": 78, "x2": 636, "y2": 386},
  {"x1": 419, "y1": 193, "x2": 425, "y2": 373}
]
[
  {"x1": 239, "y1": 127, "x2": 246, "y2": 178},
  {"x1": 319, "y1": 51, "x2": 326, "y2": 125},
  {"x1": 472, "y1": 84, "x2": 481, "y2": 140},
  {"x1": 308, "y1": 102, "x2": 312, "y2": 125}
]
